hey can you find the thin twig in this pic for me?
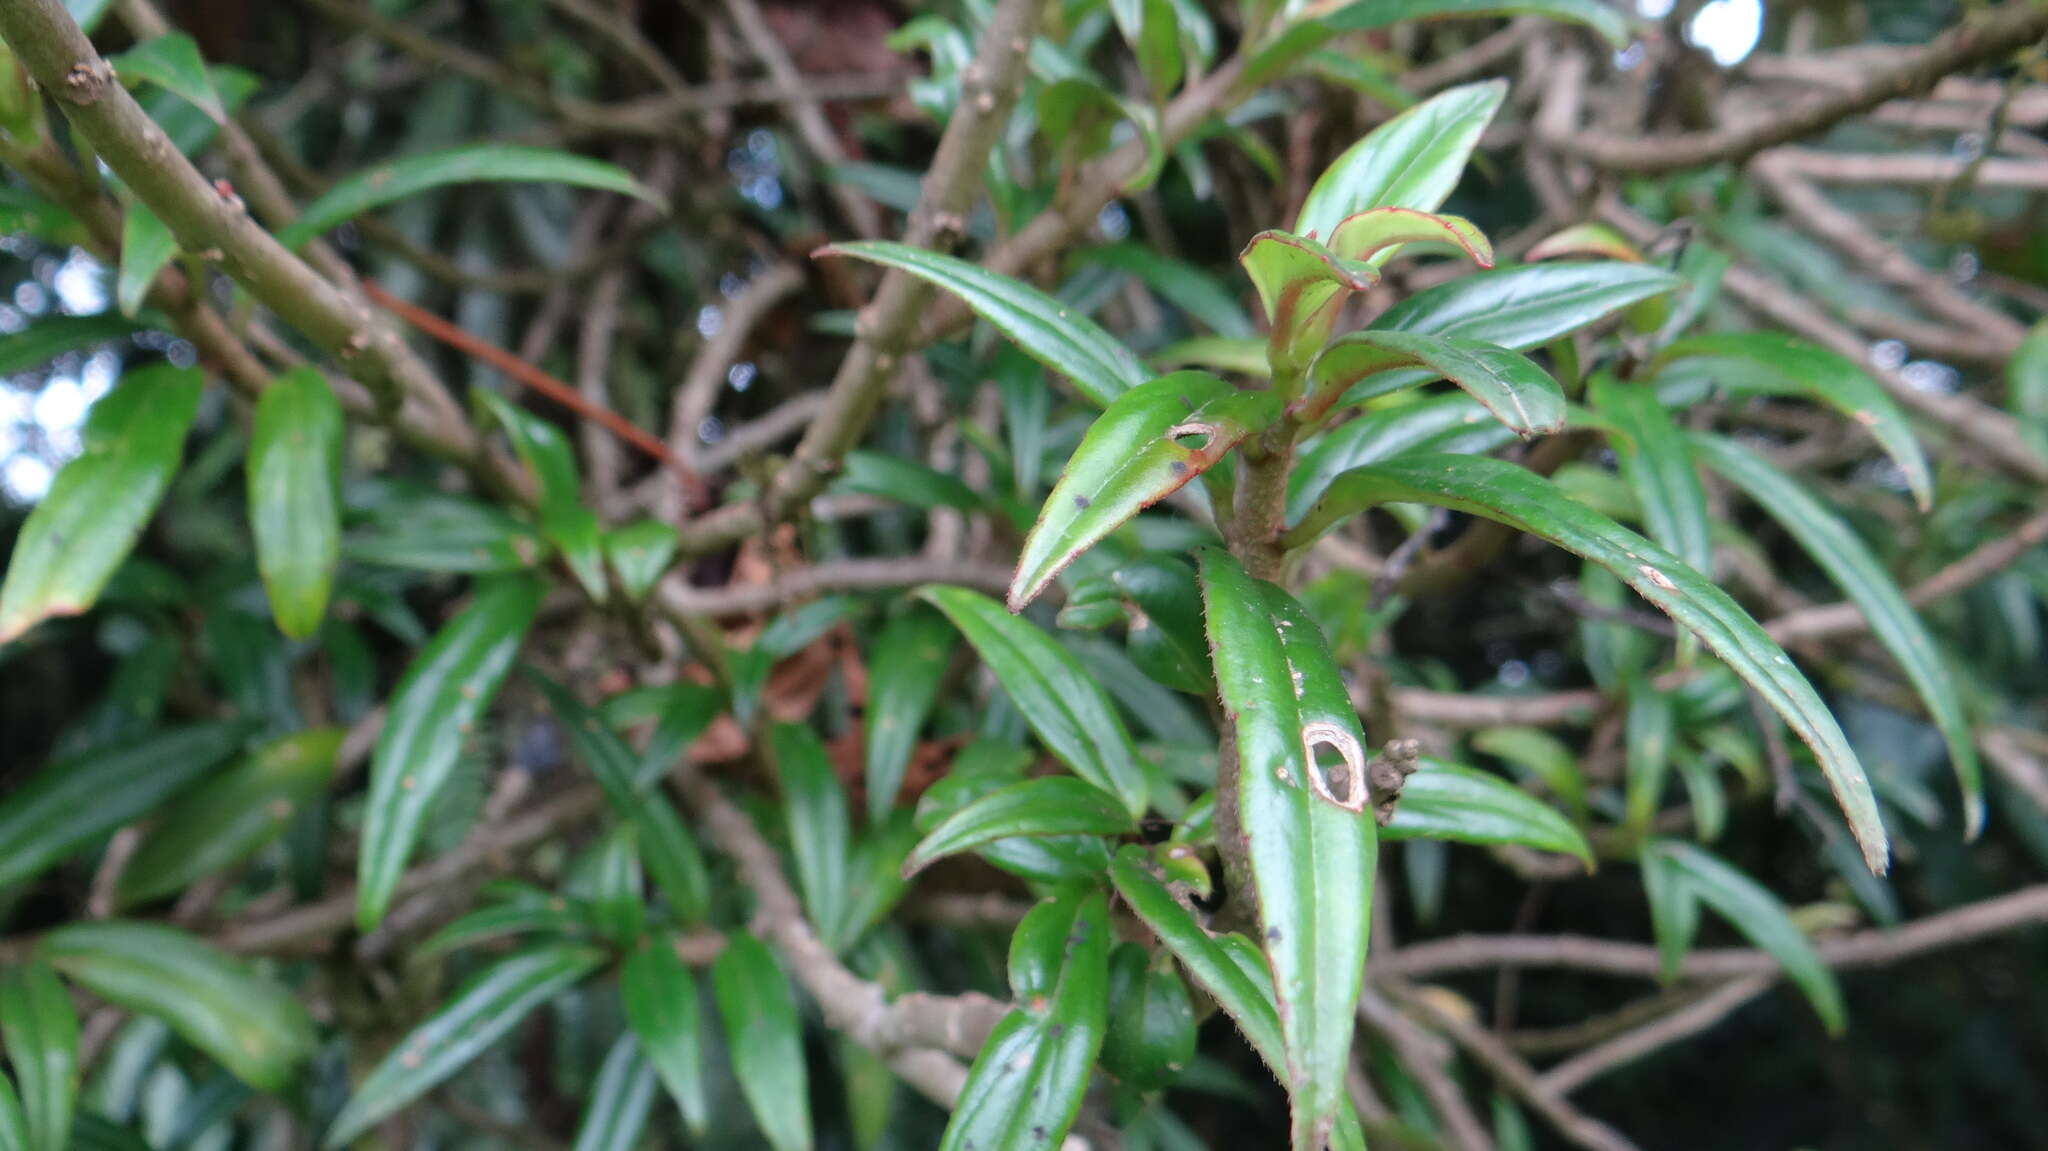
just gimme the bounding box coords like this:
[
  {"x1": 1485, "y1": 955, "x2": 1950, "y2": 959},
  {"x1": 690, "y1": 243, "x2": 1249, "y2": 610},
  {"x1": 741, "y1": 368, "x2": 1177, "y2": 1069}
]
[{"x1": 1537, "y1": 975, "x2": 1774, "y2": 1095}]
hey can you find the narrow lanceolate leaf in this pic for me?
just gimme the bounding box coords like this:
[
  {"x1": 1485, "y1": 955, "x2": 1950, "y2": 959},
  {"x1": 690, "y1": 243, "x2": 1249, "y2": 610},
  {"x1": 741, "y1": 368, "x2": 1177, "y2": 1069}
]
[
  {"x1": 248, "y1": 368, "x2": 344, "y2": 639},
  {"x1": 570, "y1": 1035, "x2": 657, "y2": 1151},
  {"x1": 939, "y1": 890, "x2": 1110, "y2": 1151},
  {"x1": 1647, "y1": 840, "x2": 1846, "y2": 1033},
  {"x1": 818, "y1": 242, "x2": 1147, "y2": 405},
  {"x1": 1346, "y1": 263, "x2": 1679, "y2": 404},
  {"x1": 1286, "y1": 454, "x2": 1890, "y2": 871},
  {"x1": 864, "y1": 606, "x2": 954, "y2": 821},
  {"x1": 0, "y1": 365, "x2": 202, "y2": 644},
  {"x1": 530, "y1": 674, "x2": 712, "y2": 923},
  {"x1": 917, "y1": 586, "x2": 1148, "y2": 816},
  {"x1": 1239, "y1": 232, "x2": 1378, "y2": 374},
  {"x1": 1305, "y1": 330, "x2": 1565, "y2": 430},
  {"x1": 1296, "y1": 81, "x2": 1506, "y2": 239},
  {"x1": 1590, "y1": 373, "x2": 1711, "y2": 591},
  {"x1": 711, "y1": 934, "x2": 812, "y2": 1151},
  {"x1": 1198, "y1": 551, "x2": 1374, "y2": 1151},
  {"x1": 0, "y1": 1066, "x2": 29, "y2": 1151},
  {"x1": 0, "y1": 961, "x2": 79, "y2": 1151},
  {"x1": 109, "y1": 34, "x2": 224, "y2": 122},
  {"x1": 1693, "y1": 433, "x2": 1982, "y2": 835},
  {"x1": 322, "y1": 944, "x2": 606, "y2": 1148},
  {"x1": 1326, "y1": 206, "x2": 1493, "y2": 268},
  {"x1": 1320, "y1": 0, "x2": 1634, "y2": 47},
  {"x1": 1012, "y1": 372, "x2": 1278, "y2": 608},
  {"x1": 0, "y1": 313, "x2": 145, "y2": 375},
  {"x1": 1657, "y1": 332, "x2": 1931, "y2": 509},
  {"x1": 357, "y1": 576, "x2": 545, "y2": 929},
  {"x1": 1623, "y1": 681, "x2": 1675, "y2": 837},
  {"x1": 603, "y1": 519, "x2": 679, "y2": 602},
  {"x1": 474, "y1": 390, "x2": 605, "y2": 602},
  {"x1": 1101, "y1": 943, "x2": 1196, "y2": 1091},
  {"x1": 2011, "y1": 319, "x2": 2048, "y2": 458},
  {"x1": 1472, "y1": 726, "x2": 1586, "y2": 817},
  {"x1": 279, "y1": 146, "x2": 660, "y2": 248},
  {"x1": 1110, "y1": 848, "x2": 1283, "y2": 1064},
  {"x1": 0, "y1": 721, "x2": 248, "y2": 890},
  {"x1": 1525, "y1": 220, "x2": 1643, "y2": 263},
  {"x1": 116, "y1": 203, "x2": 177, "y2": 318},
  {"x1": 1383, "y1": 761, "x2": 1591, "y2": 865},
  {"x1": 38, "y1": 922, "x2": 315, "y2": 1092},
  {"x1": 904, "y1": 778, "x2": 1134, "y2": 877},
  {"x1": 1288, "y1": 393, "x2": 1519, "y2": 520},
  {"x1": 771, "y1": 724, "x2": 853, "y2": 949},
  {"x1": 117, "y1": 727, "x2": 343, "y2": 906},
  {"x1": 622, "y1": 938, "x2": 711, "y2": 1136}
]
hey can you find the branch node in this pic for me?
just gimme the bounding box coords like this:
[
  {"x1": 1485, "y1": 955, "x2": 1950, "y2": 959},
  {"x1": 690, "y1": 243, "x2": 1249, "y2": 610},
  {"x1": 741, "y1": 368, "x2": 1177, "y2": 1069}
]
[{"x1": 62, "y1": 61, "x2": 111, "y2": 104}]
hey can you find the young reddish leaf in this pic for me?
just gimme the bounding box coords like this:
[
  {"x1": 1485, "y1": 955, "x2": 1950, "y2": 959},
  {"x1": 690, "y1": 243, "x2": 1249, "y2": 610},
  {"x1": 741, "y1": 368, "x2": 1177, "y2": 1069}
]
[
  {"x1": 1286, "y1": 453, "x2": 1890, "y2": 872},
  {"x1": 1525, "y1": 221, "x2": 1644, "y2": 264},
  {"x1": 1238, "y1": 231, "x2": 1378, "y2": 376},
  {"x1": 1326, "y1": 206, "x2": 1494, "y2": 268},
  {"x1": 1198, "y1": 550, "x2": 1375, "y2": 1151},
  {"x1": 1011, "y1": 372, "x2": 1278, "y2": 608}
]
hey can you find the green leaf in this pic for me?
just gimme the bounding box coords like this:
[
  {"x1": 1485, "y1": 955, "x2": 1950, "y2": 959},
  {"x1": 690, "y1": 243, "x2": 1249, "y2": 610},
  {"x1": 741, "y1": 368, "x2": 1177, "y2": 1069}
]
[
  {"x1": 1306, "y1": 331, "x2": 1565, "y2": 431},
  {"x1": 1102, "y1": 555, "x2": 1212, "y2": 695},
  {"x1": 2009, "y1": 318, "x2": 2048, "y2": 459},
  {"x1": 1197, "y1": 551, "x2": 1374, "y2": 1151},
  {"x1": 0, "y1": 961, "x2": 78, "y2": 1151},
  {"x1": 0, "y1": 314, "x2": 145, "y2": 376},
  {"x1": 117, "y1": 727, "x2": 342, "y2": 906},
  {"x1": 1035, "y1": 79, "x2": 1166, "y2": 192},
  {"x1": 1239, "y1": 231, "x2": 1379, "y2": 374},
  {"x1": 1347, "y1": 262, "x2": 1680, "y2": 404},
  {"x1": 819, "y1": 242, "x2": 1147, "y2": 406},
  {"x1": 570, "y1": 1035, "x2": 657, "y2": 1151},
  {"x1": 914, "y1": 744, "x2": 1113, "y2": 883},
  {"x1": 1384, "y1": 760, "x2": 1591, "y2": 864},
  {"x1": 581, "y1": 826, "x2": 647, "y2": 943},
  {"x1": 1287, "y1": 453, "x2": 1890, "y2": 871},
  {"x1": 1470, "y1": 726, "x2": 1585, "y2": 817},
  {"x1": 1590, "y1": 374, "x2": 1711, "y2": 646},
  {"x1": 1289, "y1": 393, "x2": 1518, "y2": 521},
  {"x1": 1646, "y1": 840, "x2": 1846, "y2": 1033},
  {"x1": 530, "y1": 674, "x2": 713, "y2": 924},
  {"x1": 0, "y1": 1076, "x2": 28, "y2": 1151},
  {"x1": 1692, "y1": 433, "x2": 1982, "y2": 834},
  {"x1": 864, "y1": 606, "x2": 954, "y2": 822},
  {"x1": 939, "y1": 890, "x2": 1110, "y2": 1151},
  {"x1": 1102, "y1": 943, "x2": 1196, "y2": 1092},
  {"x1": 109, "y1": 34, "x2": 224, "y2": 123},
  {"x1": 1640, "y1": 841, "x2": 1700, "y2": 979},
  {"x1": 1526, "y1": 220, "x2": 1644, "y2": 264},
  {"x1": 248, "y1": 367, "x2": 344, "y2": 639},
  {"x1": 622, "y1": 938, "x2": 711, "y2": 1136},
  {"x1": 116, "y1": 203, "x2": 177, "y2": 319},
  {"x1": 1327, "y1": 206, "x2": 1494, "y2": 269},
  {"x1": 770, "y1": 724, "x2": 854, "y2": 949},
  {"x1": 1623, "y1": 681, "x2": 1675, "y2": 837},
  {"x1": 1109, "y1": 0, "x2": 1183, "y2": 101},
  {"x1": 1296, "y1": 81, "x2": 1506, "y2": 240},
  {"x1": 1657, "y1": 332, "x2": 1931, "y2": 509},
  {"x1": 1075, "y1": 242, "x2": 1253, "y2": 338},
  {"x1": 1321, "y1": 0, "x2": 1633, "y2": 47},
  {"x1": 916, "y1": 586, "x2": 1148, "y2": 816},
  {"x1": 417, "y1": 896, "x2": 593, "y2": 957},
  {"x1": 474, "y1": 390, "x2": 605, "y2": 602},
  {"x1": 711, "y1": 934, "x2": 812, "y2": 1151},
  {"x1": 38, "y1": 922, "x2": 314, "y2": 1092},
  {"x1": 322, "y1": 944, "x2": 606, "y2": 1147},
  {"x1": 1109, "y1": 847, "x2": 1284, "y2": 1067},
  {"x1": 63, "y1": 1116, "x2": 152, "y2": 1151},
  {"x1": 904, "y1": 777, "x2": 1133, "y2": 877},
  {"x1": 602, "y1": 519, "x2": 679, "y2": 602},
  {"x1": 0, "y1": 365, "x2": 202, "y2": 644},
  {"x1": 0, "y1": 721, "x2": 249, "y2": 891},
  {"x1": 279, "y1": 146, "x2": 660, "y2": 248},
  {"x1": 342, "y1": 486, "x2": 547, "y2": 574},
  {"x1": 357, "y1": 575, "x2": 545, "y2": 928},
  {"x1": 1012, "y1": 372, "x2": 1278, "y2": 608},
  {"x1": 836, "y1": 450, "x2": 979, "y2": 511}
]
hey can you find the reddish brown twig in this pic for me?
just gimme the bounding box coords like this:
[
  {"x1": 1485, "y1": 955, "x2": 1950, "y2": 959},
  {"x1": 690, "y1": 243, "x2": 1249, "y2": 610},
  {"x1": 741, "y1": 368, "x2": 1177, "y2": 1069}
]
[{"x1": 360, "y1": 277, "x2": 712, "y2": 512}]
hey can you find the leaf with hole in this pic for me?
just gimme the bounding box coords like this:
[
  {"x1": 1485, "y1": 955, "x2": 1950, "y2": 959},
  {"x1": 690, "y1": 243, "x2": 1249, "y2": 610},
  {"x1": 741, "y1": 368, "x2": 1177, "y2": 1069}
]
[
  {"x1": 39, "y1": 922, "x2": 315, "y2": 1093},
  {"x1": 248, "y1": 367, "x2": 344, "y2": 639},
  {"x1": 1198, "y1": 550, "x2": 1374, "y2": 1151},
  {"x1": 322, "y1": 944, "x2": 605, "y2": 1147},
  {"x1": 0, "y1": 365, "x2": 201, "y2": 644},
  {"x1": 1286, "y1": 453, "x2": 1889, "y2": 871},
  {"x1": 357, "y1": 575, "x2": 544, "y2": 929},
  {"x1": 917, "y1": 586, "x2": 1147, "y2": 816},
  {"x1": 819, "y1": 242, "x2": 1147, "y2": 406},
  {"x1": 1012, "y1": 372, "x2": 1277, "y2": 608}
]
